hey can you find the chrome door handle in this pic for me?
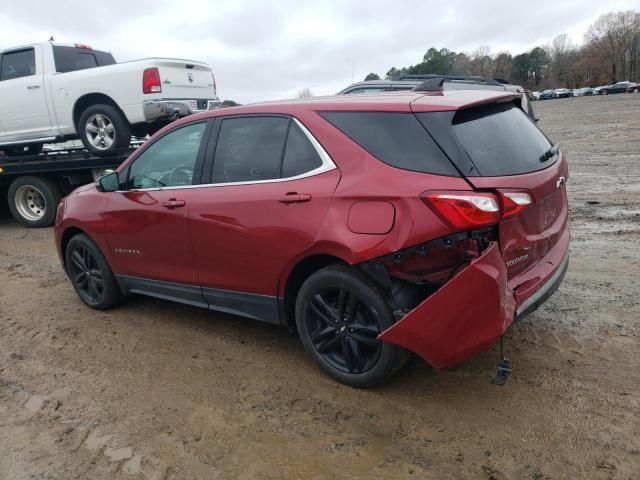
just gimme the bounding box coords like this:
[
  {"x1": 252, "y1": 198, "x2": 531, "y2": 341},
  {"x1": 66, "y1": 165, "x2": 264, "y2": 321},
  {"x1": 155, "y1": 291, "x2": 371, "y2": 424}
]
[{"x1": 26, "y1": 85, "x2": 41, "y2": 90}]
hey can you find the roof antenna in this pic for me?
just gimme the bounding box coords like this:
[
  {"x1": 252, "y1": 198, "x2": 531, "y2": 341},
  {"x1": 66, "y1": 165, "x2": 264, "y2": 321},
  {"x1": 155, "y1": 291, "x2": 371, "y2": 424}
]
[{"x1": 48, "y1": 36, "x2": 55, "y2": 42}]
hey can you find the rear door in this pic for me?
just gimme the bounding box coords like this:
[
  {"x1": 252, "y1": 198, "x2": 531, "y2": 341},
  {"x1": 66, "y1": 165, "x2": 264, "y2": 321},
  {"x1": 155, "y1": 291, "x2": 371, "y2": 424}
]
[
  {"x1": 189, "y1": 115, "x2": 340, "y2": 322},
  {"x1": 415, "y1": 100, "x2": 569, "y2": 280}
]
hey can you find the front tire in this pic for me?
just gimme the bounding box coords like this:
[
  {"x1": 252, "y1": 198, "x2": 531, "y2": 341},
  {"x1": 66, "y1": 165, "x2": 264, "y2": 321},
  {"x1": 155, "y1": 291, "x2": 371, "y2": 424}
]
[
  {"x1": 8, "y1": 176, "x2": 61, "y2": 228},
  {"x1": 65, "y1": 234, "x2": 124, "y2": 310},
  {"x1": 295, "y1": 265, "x2": 407, "y2": 388},
  {"x1": 78, "y1": 104, "x2": 131, "y2": 156}
]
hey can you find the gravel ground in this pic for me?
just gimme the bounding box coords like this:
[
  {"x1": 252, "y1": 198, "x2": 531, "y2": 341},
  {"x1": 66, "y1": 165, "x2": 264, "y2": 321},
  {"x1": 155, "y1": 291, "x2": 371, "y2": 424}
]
[{"x1": 1, "y1": 94, "x2": 639, "y2": 480}]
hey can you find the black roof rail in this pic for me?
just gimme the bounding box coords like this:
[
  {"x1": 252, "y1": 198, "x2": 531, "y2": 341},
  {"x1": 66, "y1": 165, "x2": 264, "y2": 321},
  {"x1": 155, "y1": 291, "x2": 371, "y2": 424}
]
[{"x1": 411, "y1": 75, "x2": 503, "y2": 92}]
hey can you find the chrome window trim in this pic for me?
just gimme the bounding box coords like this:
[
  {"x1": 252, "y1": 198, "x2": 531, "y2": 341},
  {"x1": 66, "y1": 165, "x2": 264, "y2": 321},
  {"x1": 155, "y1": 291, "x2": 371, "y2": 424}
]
[{"x1": 117, "y1": 117, "x2": 337, "y2": 193}]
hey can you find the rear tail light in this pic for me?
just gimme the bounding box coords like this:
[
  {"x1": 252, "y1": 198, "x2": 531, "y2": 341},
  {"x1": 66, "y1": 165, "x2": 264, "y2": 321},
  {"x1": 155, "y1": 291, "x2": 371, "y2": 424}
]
[
  {"x1": 143, "y1": 68, "x2": 162, "y2": 94},
  {"x1": 423, "y1": 193, "x2": 501, "y2": 230},
  {"x1": 502, "y1": 192, "x2": 532, "y2": 219},
  {"x1": 422, "y1": 190, "x2": 532, "y2": 230}
]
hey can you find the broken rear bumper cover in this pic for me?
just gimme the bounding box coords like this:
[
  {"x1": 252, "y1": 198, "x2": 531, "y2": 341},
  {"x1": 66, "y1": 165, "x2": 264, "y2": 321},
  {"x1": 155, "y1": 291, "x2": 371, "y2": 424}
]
[{"x1": 378, "y1": 238, "x2": 569, "y2": 369}]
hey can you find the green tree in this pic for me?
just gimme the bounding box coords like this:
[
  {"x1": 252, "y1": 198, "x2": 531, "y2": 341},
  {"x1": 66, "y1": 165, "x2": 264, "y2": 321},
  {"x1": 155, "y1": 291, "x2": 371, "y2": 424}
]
[
  {"x1": 529, "y1": 47, "x2": 550, "y2": 86},
  {"x1": 511, "y1": 53, "x2": 531, "y2": 84},
  {"x1": 364, "y1": 72, "x2": 380, "y2": 81},
  {"x1": 409, "y1": 47, "x2": 457, "y2": 75}
]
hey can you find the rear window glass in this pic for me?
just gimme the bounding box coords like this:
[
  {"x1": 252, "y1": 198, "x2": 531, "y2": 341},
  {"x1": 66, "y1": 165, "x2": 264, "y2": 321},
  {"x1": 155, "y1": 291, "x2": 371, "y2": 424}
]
[
  {"x1": 450, "y1": 103, "x2": 553, "y2": 176},
  {"x1": 53, "y1": 46, "x2": 116, "y2": 73},
  {"x1": 320, "y1": 112, "x2": 458, "y2": 176}
]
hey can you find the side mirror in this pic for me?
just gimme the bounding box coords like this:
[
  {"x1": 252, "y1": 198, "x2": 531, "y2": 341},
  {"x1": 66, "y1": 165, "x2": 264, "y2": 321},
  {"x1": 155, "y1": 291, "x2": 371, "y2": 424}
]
[{"x1": 96, "y1": 171, "x2": 120, "y2": 192}]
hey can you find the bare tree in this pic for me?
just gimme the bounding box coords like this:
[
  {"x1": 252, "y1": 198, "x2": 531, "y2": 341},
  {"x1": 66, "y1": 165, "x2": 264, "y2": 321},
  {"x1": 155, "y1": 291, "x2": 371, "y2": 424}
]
[{"x1": 297, "y1": 88, "x2": 313, "y2": 98}]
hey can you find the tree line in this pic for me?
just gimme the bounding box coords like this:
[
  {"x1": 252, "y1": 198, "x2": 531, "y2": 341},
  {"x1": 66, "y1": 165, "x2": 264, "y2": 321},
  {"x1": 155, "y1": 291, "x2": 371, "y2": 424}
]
[{"x1": 365, "y1": 10, "x2": 639, "y2": 89}]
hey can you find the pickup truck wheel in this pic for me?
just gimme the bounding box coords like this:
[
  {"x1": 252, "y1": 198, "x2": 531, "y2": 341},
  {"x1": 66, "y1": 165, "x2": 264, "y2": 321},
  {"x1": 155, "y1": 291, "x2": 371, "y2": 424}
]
[
  {"x1": 78, "y1": 104, "x2": 131, "y2": 156},
  {"x1": 8, "y1": 176, "x2": 61, "y2": 228}
]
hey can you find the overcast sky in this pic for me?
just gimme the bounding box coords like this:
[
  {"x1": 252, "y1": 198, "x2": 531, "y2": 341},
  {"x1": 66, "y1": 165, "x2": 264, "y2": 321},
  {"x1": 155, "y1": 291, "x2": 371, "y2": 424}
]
[{"x1": 1, "y1": 0, "x2": 638, "y2": 103}]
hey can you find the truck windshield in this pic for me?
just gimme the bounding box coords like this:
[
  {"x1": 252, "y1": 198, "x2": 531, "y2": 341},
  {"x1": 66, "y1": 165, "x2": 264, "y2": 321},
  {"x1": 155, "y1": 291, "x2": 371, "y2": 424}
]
[{"x1": 53, "y1": 46, "x2": 116, "y2": 73}]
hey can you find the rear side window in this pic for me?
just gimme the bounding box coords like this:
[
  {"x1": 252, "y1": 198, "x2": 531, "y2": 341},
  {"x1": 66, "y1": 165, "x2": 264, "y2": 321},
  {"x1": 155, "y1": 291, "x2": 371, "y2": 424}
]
[
  {"x1": 53, "y1": 46, "x2": 116, "y2": 73},
  {"x1": 451, "y1": 103, "x2": 552, "y2": 176},
  {"x1": 282, "y1": 123, "x2": 322, "y2": 177},
  {"x1": 320, "y1": 112, "x2": 458, "y2": 176},
  {"x1": 212, "y1": 117, "x2": 289, "y2": 183},
  {"x1": 0, "y1": 48, "x2": 35, "y2": 80}
]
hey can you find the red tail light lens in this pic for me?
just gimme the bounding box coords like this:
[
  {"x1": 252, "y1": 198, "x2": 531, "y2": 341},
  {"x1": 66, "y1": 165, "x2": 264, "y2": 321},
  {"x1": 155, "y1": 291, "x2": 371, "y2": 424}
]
[
  {"x1": 501, "y1": 192, "x2": 532, "y2": 219},
  {"x1": 423, "y1": 192, "x2": 501, "y2": 230},
  {"x1": 143, "y1": 68, "x2": 161, "y2": 94}
]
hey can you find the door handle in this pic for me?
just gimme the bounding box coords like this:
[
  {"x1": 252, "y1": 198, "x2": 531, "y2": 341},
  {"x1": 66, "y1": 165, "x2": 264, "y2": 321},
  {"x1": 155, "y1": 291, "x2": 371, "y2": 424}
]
[
  {"x1": 26, "y1": 85, "x2": 41, "y2": 90},
  {"x1": 277, "y1": 193, "x2": 312, "y2": 204},
  {"x1": 161, "y1": 199, "x2": 186, "y2": 209}
]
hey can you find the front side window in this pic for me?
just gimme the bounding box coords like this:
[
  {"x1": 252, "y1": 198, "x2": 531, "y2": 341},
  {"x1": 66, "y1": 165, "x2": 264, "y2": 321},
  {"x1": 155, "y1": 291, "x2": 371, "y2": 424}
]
[
  {"x1": 211, "y1": 117, "x2": 289, "y2": 183},
  {"x1": 0, "y1": 49, "x2": 36, "y2": 81},
  {"x1": 128, "y1": 123, "x2": 206, "y2": 189}
]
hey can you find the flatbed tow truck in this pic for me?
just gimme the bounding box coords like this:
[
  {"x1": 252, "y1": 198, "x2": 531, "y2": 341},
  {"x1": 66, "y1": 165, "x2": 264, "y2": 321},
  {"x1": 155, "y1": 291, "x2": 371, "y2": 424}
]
[{"x1": 0, "y1": 145, "x2": 137, "y2": 228}]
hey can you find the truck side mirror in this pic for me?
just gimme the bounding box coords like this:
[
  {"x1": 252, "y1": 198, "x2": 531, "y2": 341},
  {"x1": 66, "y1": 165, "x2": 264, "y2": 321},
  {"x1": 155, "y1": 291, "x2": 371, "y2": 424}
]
[{"x1": 96, "y1": 171, "x2": 120, "y2": 192}]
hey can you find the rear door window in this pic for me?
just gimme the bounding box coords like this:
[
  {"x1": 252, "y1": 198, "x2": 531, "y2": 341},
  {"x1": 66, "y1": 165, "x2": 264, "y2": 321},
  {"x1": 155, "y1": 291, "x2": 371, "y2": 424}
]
[
  {"x1": 0, "y1": 48, "x2": 36, "y2": 80},
  {"x1": 449, "y1": 103, "x2": 553, "y2": 176},
  {"x1": 211, "y1": 117, "x2": 289, "y2": 183},
  {"x1": 320, "y1": 112, "x2": 459, "y2": 176},
  {"x1": 53, "y1": 46, "x2": 116, "y2": 73}
]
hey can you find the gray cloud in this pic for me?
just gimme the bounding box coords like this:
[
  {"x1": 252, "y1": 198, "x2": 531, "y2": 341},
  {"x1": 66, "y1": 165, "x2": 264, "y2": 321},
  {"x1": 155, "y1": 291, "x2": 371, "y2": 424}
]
[{"x1": 1, "y1": 0, "x2": 638, "y2": 103}]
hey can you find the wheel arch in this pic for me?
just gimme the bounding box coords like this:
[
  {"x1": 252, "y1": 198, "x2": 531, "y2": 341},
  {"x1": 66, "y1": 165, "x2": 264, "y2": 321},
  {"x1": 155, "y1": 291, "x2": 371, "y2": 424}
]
[
  {"x1": 72, "y1": 93, "x2": 130, "y2": 131},
  {"x1": 281, "y1": 253, "x2": 348, "y2": 330},
  {"x1": 60, "y1": 226, "x2": 90, "y2": 270}
]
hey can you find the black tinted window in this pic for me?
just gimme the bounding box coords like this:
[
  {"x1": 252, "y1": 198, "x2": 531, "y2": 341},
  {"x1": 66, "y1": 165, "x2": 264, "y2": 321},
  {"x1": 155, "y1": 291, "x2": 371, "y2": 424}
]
[
  {"x1": 53, "y1": 46, "x2": 115, "y2": 73},
  {"x1": 0, "y1": 49, "x2": 35, "y2": 80},
  {"x1": 451, "y1": 103, "x2": 552, "y2": 176},
  {"x1": 282, "y1": 123, "x2": 322, "y2": 177},
  {"x1": 129, "y1": 123, "x2": 206, "y2": 189},
  {"x1": 321, "y1": 112, "x2": 458, "y2": 176},
  {"x1": 212, "y1": 117, "x2": 289, "y2": 183}
]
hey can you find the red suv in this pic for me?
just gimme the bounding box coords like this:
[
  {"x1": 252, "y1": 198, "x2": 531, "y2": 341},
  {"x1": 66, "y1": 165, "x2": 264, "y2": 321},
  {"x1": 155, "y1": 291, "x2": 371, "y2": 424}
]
[{"x1": 55, "y1": 90, "x2": 570, "y2": 387}]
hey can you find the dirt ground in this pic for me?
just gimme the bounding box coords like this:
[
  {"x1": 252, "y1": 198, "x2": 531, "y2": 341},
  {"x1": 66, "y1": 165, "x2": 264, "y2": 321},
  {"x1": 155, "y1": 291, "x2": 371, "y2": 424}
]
[{"x1": 1, "y1": 94, "x2": 639, "y2": 480}]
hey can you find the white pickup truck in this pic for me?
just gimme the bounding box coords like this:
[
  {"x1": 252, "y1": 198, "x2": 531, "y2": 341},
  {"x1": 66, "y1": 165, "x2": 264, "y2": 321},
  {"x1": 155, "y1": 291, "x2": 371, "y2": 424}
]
[{"x1": 0, "y1": 41, "x2": 220, "y2": 156}]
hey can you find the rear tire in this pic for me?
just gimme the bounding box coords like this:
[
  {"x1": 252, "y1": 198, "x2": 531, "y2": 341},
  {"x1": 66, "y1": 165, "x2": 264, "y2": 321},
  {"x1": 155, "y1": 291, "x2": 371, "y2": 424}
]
[
  {"x1": 295, "y1": 264, "x2": 408, "y2": 388},
  {"x1": 65, "y1": 234, "x2": 124, "y2": 310},
  {"x1": 8, "y1": 176, "x2": 61, "y2": 228},
  {"x1": 78, "y1": 104, "x2": 131, "y2": 156}
]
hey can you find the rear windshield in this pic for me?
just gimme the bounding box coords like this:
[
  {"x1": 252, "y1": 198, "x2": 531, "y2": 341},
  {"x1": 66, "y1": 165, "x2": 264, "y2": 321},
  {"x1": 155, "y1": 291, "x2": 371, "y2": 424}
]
[
  {"x1": 320, "y1": 112, "x2": 459, "y2": 176},
  {"x1": 53, "y1": 46, "x2": 116, "y2": 73},
  {"x1": 450, "y1": 103, "x2": 553, "y2": 176}
]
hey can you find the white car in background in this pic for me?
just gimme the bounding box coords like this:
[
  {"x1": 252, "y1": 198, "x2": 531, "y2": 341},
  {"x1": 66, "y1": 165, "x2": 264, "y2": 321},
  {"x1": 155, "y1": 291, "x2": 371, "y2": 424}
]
[{"x1": 0, "y1": 41, "x2": 220, "y2": 156}]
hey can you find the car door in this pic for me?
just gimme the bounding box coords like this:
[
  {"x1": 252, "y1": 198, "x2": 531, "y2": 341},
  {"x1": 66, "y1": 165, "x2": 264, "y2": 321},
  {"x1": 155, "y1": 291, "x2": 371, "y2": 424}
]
[
  {"x1": 103, "y1": 121, "x2": 210, "y2": 305},
  {"x1": 0, "y1": 46, "x2": 52, "y2": 140},
  {"x1": 189, "y1": 115, "x2": 340, "y2": 323}
]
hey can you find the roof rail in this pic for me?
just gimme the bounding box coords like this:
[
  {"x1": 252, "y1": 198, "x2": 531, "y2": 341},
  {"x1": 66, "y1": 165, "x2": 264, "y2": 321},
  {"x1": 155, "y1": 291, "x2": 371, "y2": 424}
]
[{"x1": 411, "y1": 75, "x2": 503, "y2": 92}]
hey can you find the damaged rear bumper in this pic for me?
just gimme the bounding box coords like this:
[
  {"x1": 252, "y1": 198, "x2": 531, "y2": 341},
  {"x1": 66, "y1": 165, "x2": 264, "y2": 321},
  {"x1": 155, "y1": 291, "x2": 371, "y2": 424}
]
[{"x1": 378, "y1": 240, "x2": 569, "y2": 369}]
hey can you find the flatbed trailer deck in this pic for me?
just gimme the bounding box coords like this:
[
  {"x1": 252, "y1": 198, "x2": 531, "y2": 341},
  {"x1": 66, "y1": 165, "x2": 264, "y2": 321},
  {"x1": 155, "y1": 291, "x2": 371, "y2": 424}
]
[{"x1": 0, "y1": 147, "x2": 136, "y2": 228}]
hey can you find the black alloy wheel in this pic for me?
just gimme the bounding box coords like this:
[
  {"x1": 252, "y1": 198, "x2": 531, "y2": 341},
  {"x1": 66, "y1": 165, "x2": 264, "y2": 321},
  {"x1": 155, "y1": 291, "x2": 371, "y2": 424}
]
[{"x1": 305, "y1": 287, "x2": 382, "y2": 374}]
